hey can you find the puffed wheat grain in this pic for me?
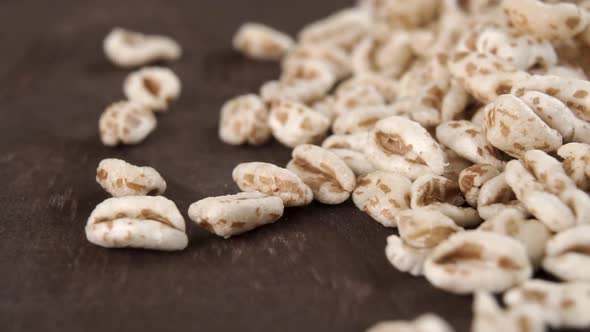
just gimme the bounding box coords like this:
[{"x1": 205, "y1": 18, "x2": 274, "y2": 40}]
[
  {"x1": 459, "y1": 164, "x2": 501, "y2": 207},
  {"x1": 471, "y1": 292, "x2": 545, "y2": 332},
  {"x1": 86, "y1": 196, "x2": 187, "y2": 251},
  {"x1": 424, "y1": 231, "x2": 532, "y2": 294},
  {"x1": 478, "y1": 209, "x2": 551, "y2": 266},
  {"x1": 219, "y1": 94, "x2": 271, "y2": 146},
  {"x1": 232, "y1": 162, "x2": 313, "y2": 207},
  {"x1": 543, "y1": 225, "x2": 590, "y2": 282},
  {"x1": 504, "y1": 279, "x2": 590, "y2": 328},
  {"x1": 365, "y1": 116, "x2": 447, "y2": 180},
  {"x1": 99, "y1": 101, "x2": 156, "y2": 147},
  {"x1": 233, "y1": 23, "x2": 294, "y2": 61},
  {"x1": 287, "y1": 144, "x2": 356, "y2": 204},
  {"x1": 268, "y1": 99, "x2": 330, "y2": 148},
  {"x1": 188, "y1": 192, "x2": 284, "y2": 238},
  {"x1": 96, "y1": 158, "x2": 166, "y2": 197},
  {"x1": 103, "y1": 28, "x2": 181, "y2": 68},
  {"x1": 353, "y1": 171, "x2": 412, "y2": 227},
  {"x1": 124, "y1": 67, "x2": 181, "y2": 112}
]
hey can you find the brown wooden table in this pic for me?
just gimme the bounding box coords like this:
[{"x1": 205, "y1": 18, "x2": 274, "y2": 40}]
[{"x1": 0, "y1": 1, "x2": 577, "y2": 331}]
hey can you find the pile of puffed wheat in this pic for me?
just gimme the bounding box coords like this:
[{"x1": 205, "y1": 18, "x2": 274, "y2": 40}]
[{"x1": 88, "y1": 1, "x2": 590, "y2": 331}]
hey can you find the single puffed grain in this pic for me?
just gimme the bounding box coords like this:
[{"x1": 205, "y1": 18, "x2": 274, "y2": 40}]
[
  {"x1": 99, "y1": 101, "x2": 156, "y2": 147},
  {"x1": 232, "y1": 162, "x2": 313, "y2": 207},
  {"x1": 188, "y1": 192, "x2": 284, "y2": 238},
  {"x1": 85, "y1": 196, "x2": 187, "y2": 251},
  {"x1": 287, "y1": 144, "x2": 356, "y2": 204},
  {"x1": 123, "y1": 67, "x2": 181, "y2": 112},
  {"x1": 96, "y1": 158, "x2": 166, "y2": 197}
]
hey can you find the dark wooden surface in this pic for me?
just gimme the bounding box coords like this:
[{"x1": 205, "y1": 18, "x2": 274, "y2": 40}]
[{"x1": 0, "y1": 1, "x2": 577, "y2": 331}]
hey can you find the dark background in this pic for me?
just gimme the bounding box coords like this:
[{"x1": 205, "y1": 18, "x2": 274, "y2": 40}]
[{"x1": 0, "y1": 1, "x2": 576, "y2": 331}]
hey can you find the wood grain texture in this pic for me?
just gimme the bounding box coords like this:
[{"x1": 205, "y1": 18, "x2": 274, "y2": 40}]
[{"x1": 0, "y1": 1, "x2": 577, "y2": 331}]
